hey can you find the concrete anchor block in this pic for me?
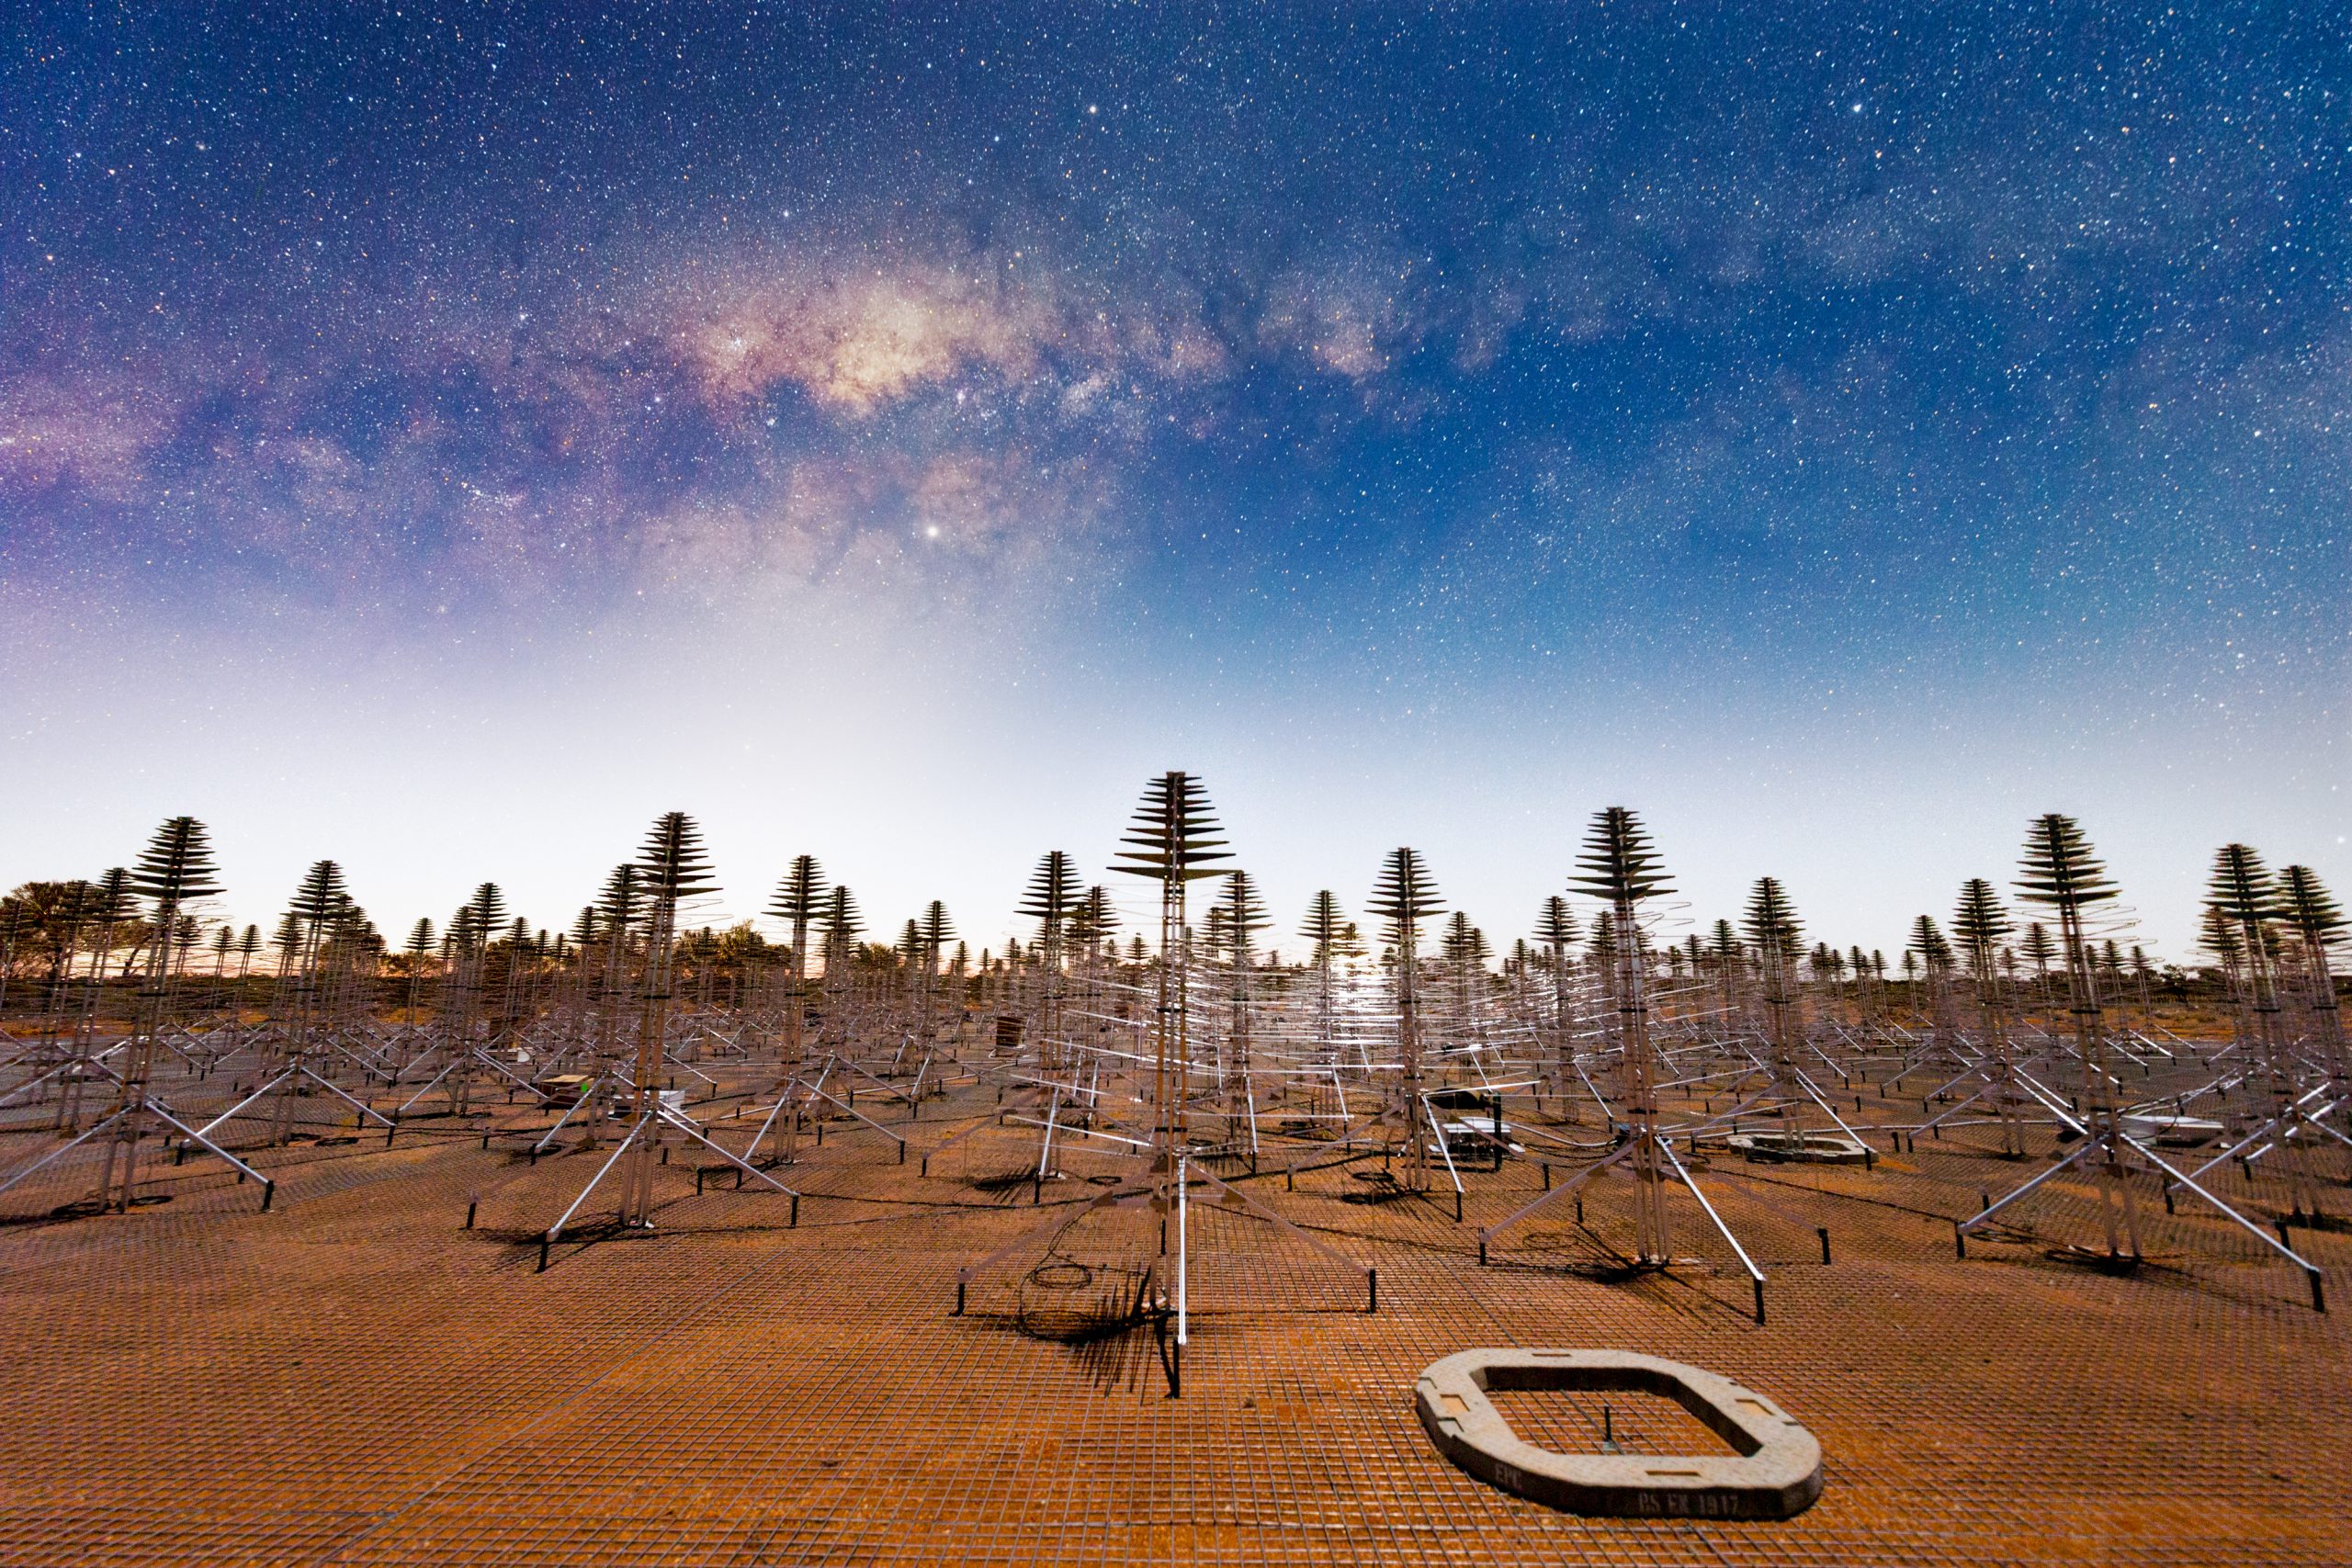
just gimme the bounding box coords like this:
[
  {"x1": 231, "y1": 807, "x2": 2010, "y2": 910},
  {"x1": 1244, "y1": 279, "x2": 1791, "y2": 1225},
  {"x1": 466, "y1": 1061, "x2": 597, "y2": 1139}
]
[{"x1": 1413, "y1": 1348, "x2": 1822, "y2": 1519}]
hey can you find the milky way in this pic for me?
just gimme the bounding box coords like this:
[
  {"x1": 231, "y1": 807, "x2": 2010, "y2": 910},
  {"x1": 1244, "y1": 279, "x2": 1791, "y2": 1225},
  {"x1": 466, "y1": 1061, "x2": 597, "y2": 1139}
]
[{"x1": 2, "y1": 4, "x2": 2344, "y2": 953}]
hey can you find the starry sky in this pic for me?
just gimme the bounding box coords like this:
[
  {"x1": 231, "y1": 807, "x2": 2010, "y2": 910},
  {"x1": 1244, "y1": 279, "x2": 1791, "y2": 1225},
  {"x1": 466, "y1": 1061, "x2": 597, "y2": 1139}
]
[{"x1": 3, "y1": 3, "x2": 2345, "y2": 957}]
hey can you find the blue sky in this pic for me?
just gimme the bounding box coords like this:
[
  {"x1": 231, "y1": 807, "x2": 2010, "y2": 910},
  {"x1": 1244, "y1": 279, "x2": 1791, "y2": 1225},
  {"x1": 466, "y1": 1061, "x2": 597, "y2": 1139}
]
[{"x1": 3, "y1": 3, "x2": 2343, "y2": 956}]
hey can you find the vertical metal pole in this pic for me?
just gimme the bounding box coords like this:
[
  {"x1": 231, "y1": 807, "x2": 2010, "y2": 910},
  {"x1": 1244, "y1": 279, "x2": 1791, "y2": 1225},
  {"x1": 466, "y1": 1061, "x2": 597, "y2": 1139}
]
[{"x1": 1176, "y1": 1151, "x2": 1189, "y2": 1352}]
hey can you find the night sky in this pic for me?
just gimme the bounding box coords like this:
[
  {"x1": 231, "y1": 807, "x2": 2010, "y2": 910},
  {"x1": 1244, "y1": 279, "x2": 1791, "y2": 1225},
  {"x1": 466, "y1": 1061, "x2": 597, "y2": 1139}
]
[{"x1": 4, "y1": 4, "x2": 2344, "y2": 954}]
